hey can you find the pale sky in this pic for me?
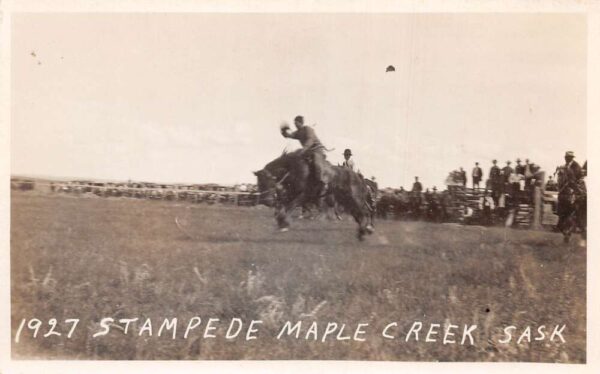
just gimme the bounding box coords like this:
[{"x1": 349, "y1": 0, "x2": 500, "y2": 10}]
[{"x1": 11, "y1": 13, "x2": 586, "y2": 188}]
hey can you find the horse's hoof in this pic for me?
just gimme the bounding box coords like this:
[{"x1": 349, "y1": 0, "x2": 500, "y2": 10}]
[
  {"x1": 365, "y1": 225, "x2": 375, "y2": 234},
  {"x1": 279, "y1": 227, "x2": 289, "y2": 233},
  {"x1": 357, "y1": 229, "x2": 366, "y2": 241},
  {"x1": 563, "y1": 235, "x2": 570, "y2": 244}
]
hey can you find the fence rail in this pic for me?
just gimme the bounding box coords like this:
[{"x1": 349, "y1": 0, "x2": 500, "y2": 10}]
[{"x1": 11, "y1": 180, "x2": 262, "y2": 206}]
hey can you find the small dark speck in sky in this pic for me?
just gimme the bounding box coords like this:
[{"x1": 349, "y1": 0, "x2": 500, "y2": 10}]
[{"x1": 30, "y1": 51, "x2": 36, "y2": 57}]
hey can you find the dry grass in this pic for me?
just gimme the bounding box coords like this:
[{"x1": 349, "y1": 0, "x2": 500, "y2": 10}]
[{"x1": 11, "y1": 192, "x2": 585, "y2": 362}]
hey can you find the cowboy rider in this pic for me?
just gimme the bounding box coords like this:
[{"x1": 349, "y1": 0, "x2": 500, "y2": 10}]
[{"x1": 280, "y1": 115, "x2": 328, "y2": 194}]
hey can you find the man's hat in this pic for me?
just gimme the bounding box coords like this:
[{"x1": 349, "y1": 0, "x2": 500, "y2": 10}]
[
  {"x1": 492, "y1": 159, "x2": 497, "y2": 163},
  {"x1": 506, "y1": 160, "x2": 512, "y2": 164},
  {"x1": 516, "y1": 158, "x2": 521, "y2": 162},
  {"x1": 294, "y1": 115, "x2": 304, "y2": 124},
  {"x1": 343, "y1": 149, "x2": 352, "y2": 156},
  {"x1": 565, "y1": 151, "x2": 575, "y2": 158}
]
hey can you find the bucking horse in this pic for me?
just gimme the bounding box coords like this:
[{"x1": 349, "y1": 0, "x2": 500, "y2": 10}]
[{"x1": 254, "y1": 149, "x2": 376, "y2": 240}]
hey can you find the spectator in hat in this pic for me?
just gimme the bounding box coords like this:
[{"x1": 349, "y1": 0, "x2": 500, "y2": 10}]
[
  {"x1": 515, "y1": 158, "x2": 525, "y2": 176},
  {"x1": 524, "y1": 158, "x2": 536, "y2": 193},
  {"x1": 411, "y1": 176, "x2": 424, "y2": 213},
  {"x1": 412, "y1": 176, "x2": 423, "y2": 194},
  {"x1": 342, "y1": 149, "x2": 356, "y2": 171},
  {"x1": 502, "y1": 161, "x2": 514, "y2": 184},
  {"x1": 556, "y1": 151, "x2": 585, "y2": 233},
  {"x1": 563, "y1": 151, "x2": 584, "y2": 189},
  {"x1": 472, "y1": 162, "x2": 483, "y2": 190},
  {"x1": 546, "y1": 175, "x2": 558, "y2": 192},
  {"x1": 489, "y1": 159, "x2": 502, "y2": 205}
]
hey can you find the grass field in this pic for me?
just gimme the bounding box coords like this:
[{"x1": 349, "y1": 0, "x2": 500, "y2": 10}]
[{"x1": 10, "y1": 192, "x2": 586, "y2": 362}]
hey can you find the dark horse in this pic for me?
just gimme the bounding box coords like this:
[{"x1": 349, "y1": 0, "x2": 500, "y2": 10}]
[
  {"x1": 555, "y1": 166, "x2": 586, "y2": 244},
  {"x1": 254, "y1": 150, "x2": 375, "y2": 240}
]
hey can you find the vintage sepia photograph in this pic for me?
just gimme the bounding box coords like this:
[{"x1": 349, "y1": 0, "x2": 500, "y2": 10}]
[{"x1": 4, "y1": 6, "x2": 593, "y2": 369}]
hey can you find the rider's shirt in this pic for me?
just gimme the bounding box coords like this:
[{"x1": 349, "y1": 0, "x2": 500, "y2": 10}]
[
  {"x1": 281, "y1": 124, "x2": 328, "y2": 184},
  {"x1": 284, "y1": 126, "x2": 324, "y2": 152}
]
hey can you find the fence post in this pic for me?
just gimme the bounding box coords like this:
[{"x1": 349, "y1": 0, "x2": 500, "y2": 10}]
[{"x1": 532, "y1": 186, "x2": 542, "y2": 230}]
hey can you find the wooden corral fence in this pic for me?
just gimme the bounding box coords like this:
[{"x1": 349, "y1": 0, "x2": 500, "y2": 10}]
[
  {"x1": 10, "y1": 179, "x2": 262, "y2": 207},
  {"x1": 445, "y1": 185, "x2": 555, "y2": 229},
  {"x1": 376, "y1": 185, "x2": 556, "y2": 230}
]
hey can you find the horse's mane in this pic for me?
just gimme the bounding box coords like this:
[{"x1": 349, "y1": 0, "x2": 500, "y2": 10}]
[
  {"x1": 280, "y1": 148, "x2": 303, "y2": 158},
  {"x1": 264, "y1": 148, "x2": 305, "y2": 173}
]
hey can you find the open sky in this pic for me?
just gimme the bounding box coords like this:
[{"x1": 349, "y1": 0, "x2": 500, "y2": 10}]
[{"x1": 11, "y1": 13, "x2": 586, "y2": 188}]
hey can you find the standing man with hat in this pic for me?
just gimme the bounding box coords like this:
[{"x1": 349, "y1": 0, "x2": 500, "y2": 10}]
[
  {"x1": 502, "y1": 161, "x2": 513, "y2": 182},
  {"x1": 562, "y1": 151, "x2": 584, "y2": 190},
  {"x1": 342, "y1": 149, "x2": 356, "y2": 171},
  {"x1": 515, "y1": 158, "x2": 525, "y2": 176},
  {"x1": 411, "y1": 176, "x2": 424, "y2": 215},
  {"x1": 489, "y1": 159, "x2": 502, "y2": 205},
  {"x1": 472, "y1": 162, "x2": 483, "y2": 190},
  {"x1": 556, "y1": 151, "x2": 586, "y2": 239}
]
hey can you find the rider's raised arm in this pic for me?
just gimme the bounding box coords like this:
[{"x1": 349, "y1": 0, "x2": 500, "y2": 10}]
[{"x1": 280, "y1": 123, "x2": 299, "y2": 139}]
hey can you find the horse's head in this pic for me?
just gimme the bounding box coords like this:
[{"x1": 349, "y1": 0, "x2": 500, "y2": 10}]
[
  {"x1": 253, "y1": 169, "x2": 278, "y2": 207},
  {"x1": 253, "y1": 150, "x2": 308, "y2": 206}
]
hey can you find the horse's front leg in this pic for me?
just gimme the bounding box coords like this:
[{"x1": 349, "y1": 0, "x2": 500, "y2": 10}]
[
  {"x1": 334, "y1": 201, "x2": 343, "y2": 221},
  {"x1": 349, "y1": 206, "x2": 373, "y2": 241},
  {"x1": 276, "y1": 192, "x2": 306, "y2": 231},
  {"x1": 324, "y1": 192, "x2": 341, "y2": 221}
]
